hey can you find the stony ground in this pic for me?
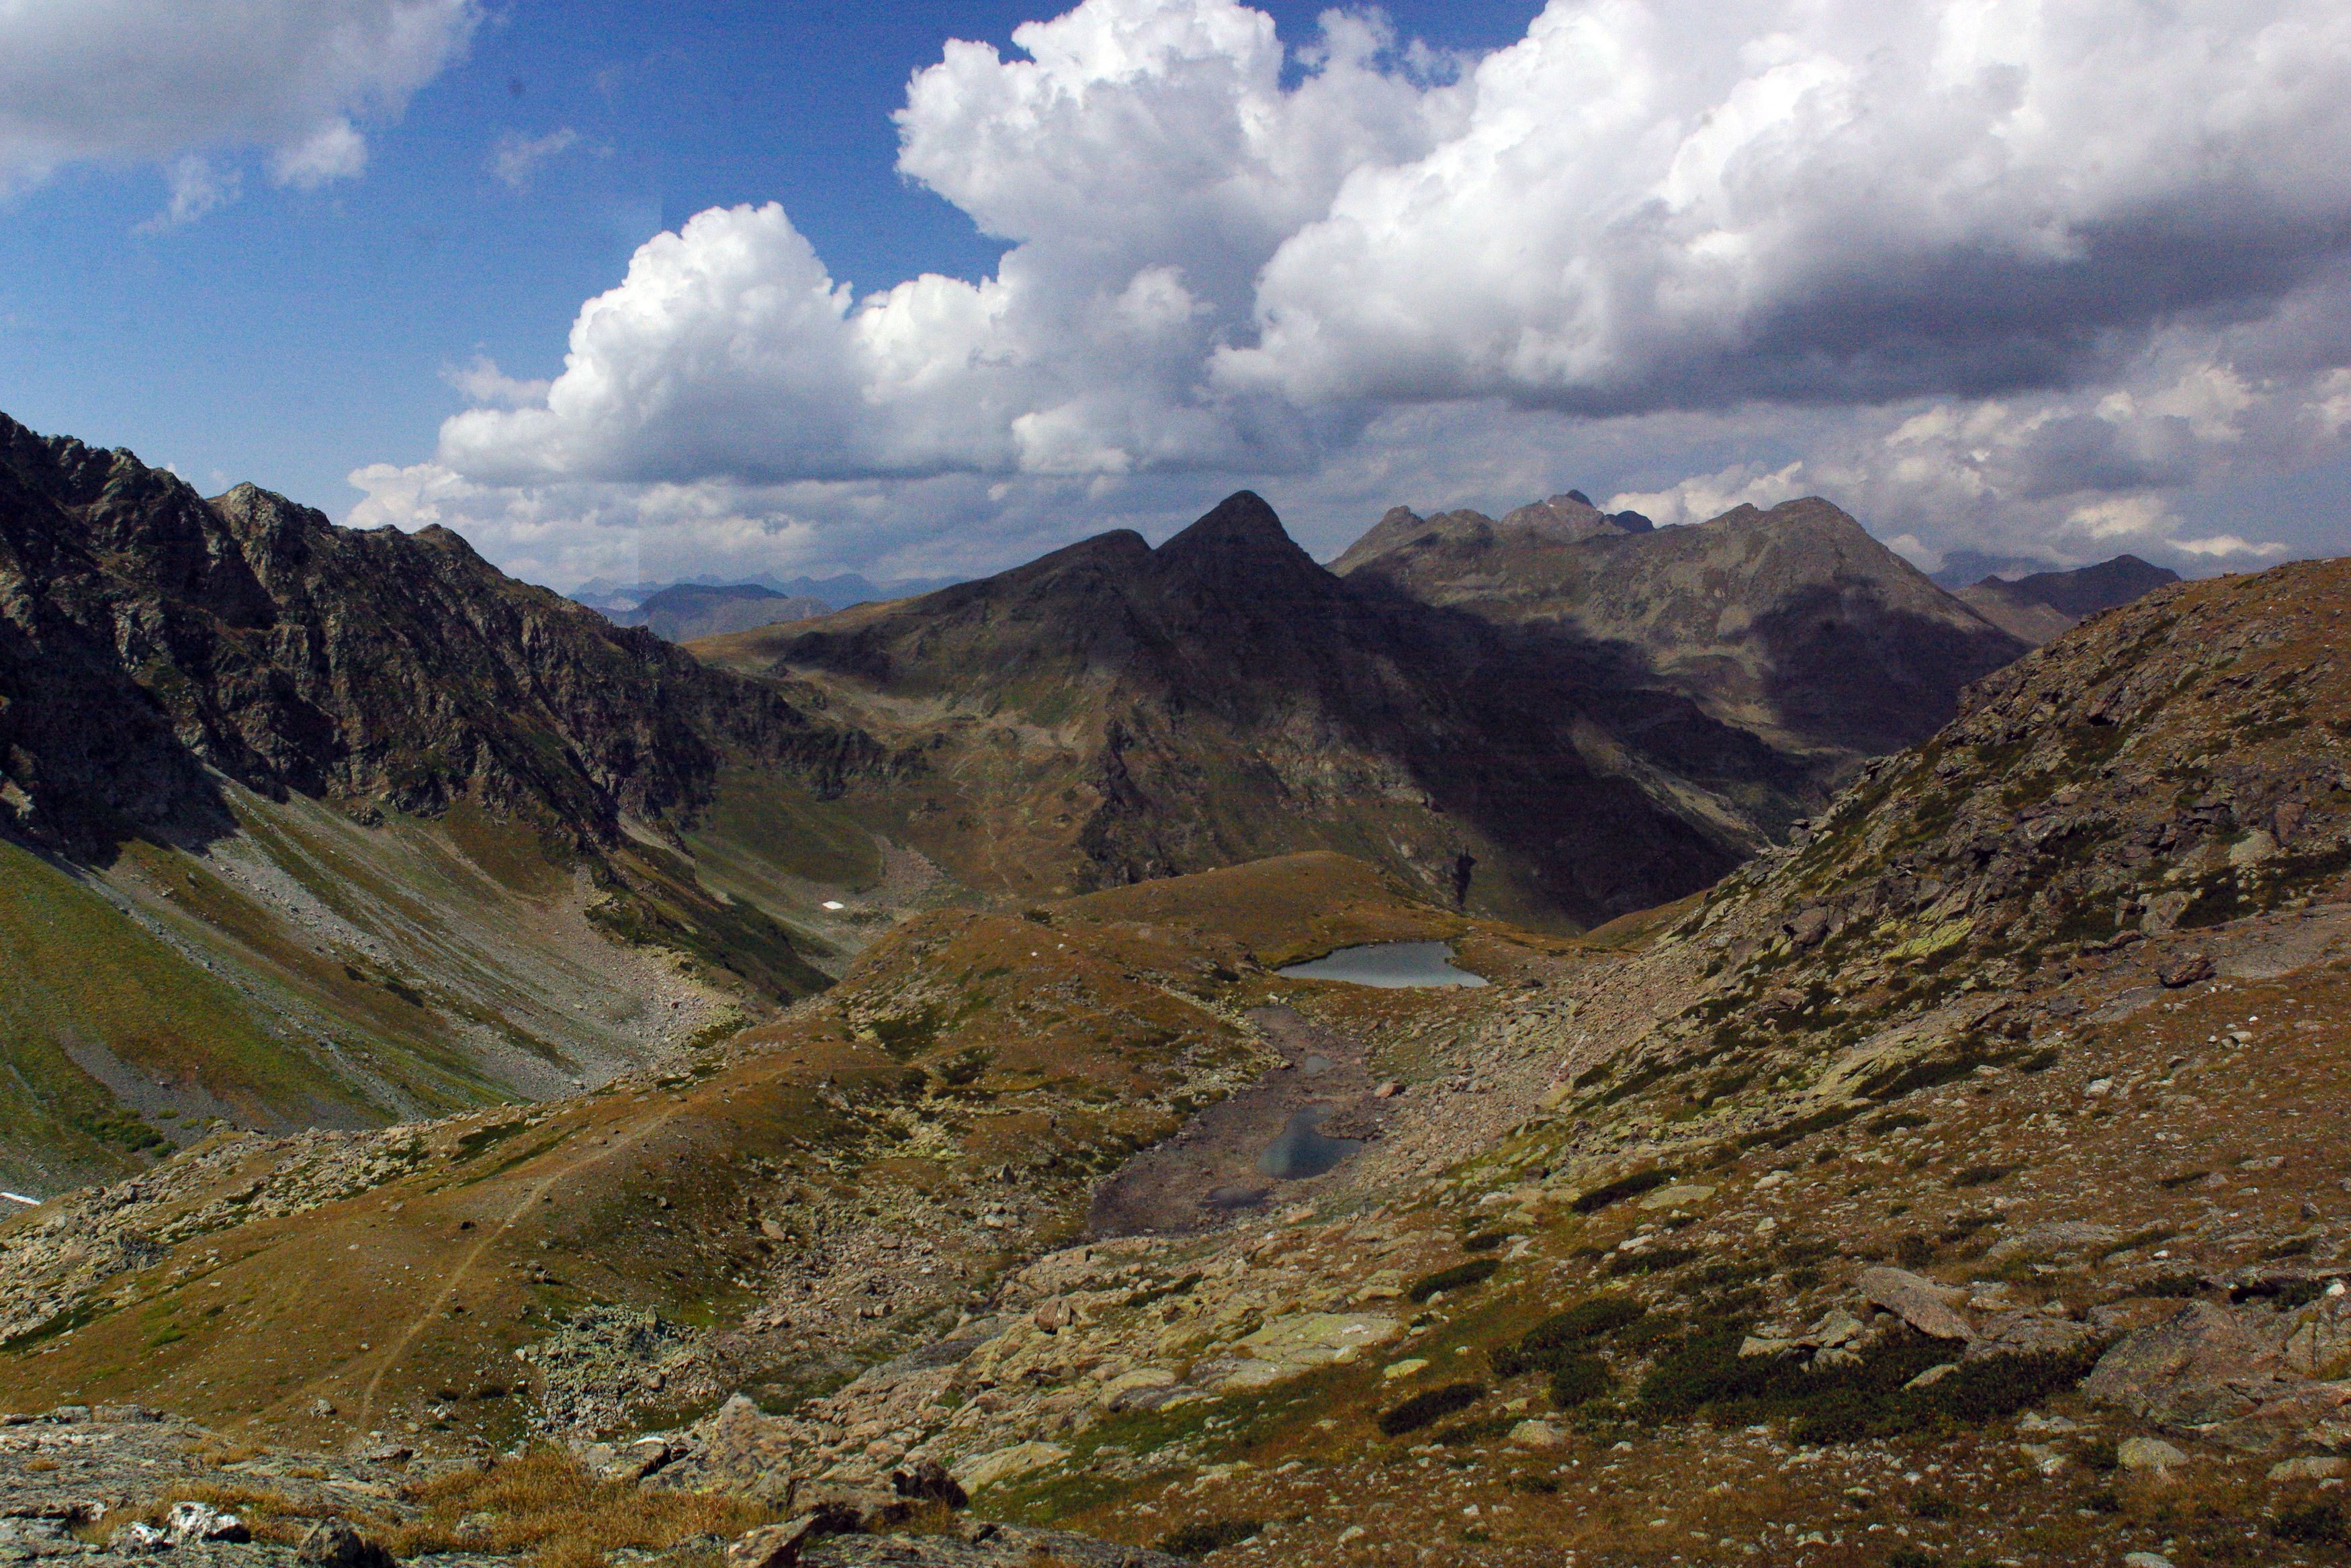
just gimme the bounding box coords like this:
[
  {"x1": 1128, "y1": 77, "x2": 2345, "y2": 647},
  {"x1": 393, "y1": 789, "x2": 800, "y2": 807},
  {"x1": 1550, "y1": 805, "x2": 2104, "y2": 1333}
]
[{"x1": 9, "y1": 565, "x2": 2351, "y2": 1568}]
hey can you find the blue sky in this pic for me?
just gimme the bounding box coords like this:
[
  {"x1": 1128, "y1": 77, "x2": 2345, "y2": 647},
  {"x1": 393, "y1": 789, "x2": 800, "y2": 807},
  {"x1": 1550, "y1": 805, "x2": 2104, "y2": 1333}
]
[
  {"x1": 5, "y1": 0, "x2": 2351, "y2": 589},
  {"x1": 0, "y1": 1, "x2": 1532, "y2": 516}
]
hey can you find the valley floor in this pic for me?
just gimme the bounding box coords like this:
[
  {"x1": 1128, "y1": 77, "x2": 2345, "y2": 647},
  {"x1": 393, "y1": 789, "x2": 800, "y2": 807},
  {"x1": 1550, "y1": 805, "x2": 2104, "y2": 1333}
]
[{"x1": 7, "y1": 847, "x2": 2351, "y2": 1567}]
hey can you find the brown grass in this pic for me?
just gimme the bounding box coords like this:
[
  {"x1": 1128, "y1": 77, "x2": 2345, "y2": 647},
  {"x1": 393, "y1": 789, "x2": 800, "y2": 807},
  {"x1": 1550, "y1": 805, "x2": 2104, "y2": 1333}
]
[{"x1": 388, "y1": 1448, "x2": 774, "y2": 1568}]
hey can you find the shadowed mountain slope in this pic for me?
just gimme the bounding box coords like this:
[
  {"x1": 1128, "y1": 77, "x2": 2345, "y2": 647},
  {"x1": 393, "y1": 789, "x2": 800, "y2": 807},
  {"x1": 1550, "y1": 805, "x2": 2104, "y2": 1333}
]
[
  {"x1": 1957, "y1": 553, "x2": 2182, "y2": 644},
  {"x1": 0, "y1": 412, "x2": 904, "y2": 1194},
  {"x1": 701, "y1": 492, "x2": 1811, "y2": 929},
  {"x1": 1333, "y1": 494, "x2": 2027, "y2": 766},
  {"x1": 0, "y1": 412, "x2": 882, "y2": 858}
]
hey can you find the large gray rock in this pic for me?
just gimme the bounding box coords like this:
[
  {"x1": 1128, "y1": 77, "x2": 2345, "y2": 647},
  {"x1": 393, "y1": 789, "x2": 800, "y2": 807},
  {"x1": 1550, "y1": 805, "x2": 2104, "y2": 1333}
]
[
  {"x1": 1858, "y1": 1267, "x2": 1974, "y2": 1341},
  {"x1": 2082, "y1": 1300, "x2": 2301, "y2": 1436},
  {"x1": 688, "y1": 1394, "x2": 802, "y2": 1505}
]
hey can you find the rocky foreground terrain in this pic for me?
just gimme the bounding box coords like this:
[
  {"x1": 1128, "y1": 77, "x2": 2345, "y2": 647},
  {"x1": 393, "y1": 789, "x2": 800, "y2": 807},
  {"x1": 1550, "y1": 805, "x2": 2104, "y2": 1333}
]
[{"x1": 7, "y1": 559, "x2": 2351, "y2": 1568}]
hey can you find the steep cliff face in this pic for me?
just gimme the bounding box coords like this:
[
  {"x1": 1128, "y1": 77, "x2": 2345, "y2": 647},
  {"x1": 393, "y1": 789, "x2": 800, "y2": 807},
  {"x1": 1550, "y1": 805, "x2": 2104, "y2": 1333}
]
[
  {"x1": 708, "y1": 492, "x2": 1807, "y2": 928},
  {"x1": 1333, "y1": 495, "x2": 2027, "y2": 766},
  {"x1": 0, "y1": 413, "x2": 876, "y2": 856}
]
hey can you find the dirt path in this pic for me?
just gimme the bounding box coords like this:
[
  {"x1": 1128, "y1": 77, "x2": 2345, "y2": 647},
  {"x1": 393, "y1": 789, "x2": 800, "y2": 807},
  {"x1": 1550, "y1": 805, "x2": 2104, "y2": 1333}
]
[{"x1": 344, "y1": 1109, "x2": 684, "y2": 1430}]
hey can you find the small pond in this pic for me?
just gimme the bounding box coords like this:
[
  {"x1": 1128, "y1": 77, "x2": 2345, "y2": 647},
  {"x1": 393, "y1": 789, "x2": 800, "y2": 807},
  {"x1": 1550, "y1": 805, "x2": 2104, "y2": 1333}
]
[
  {"x1": 1275, "y1": 939, "x2": 1489, "y2": 988},
  {"x1": 1256, "y1": 1103, "x2": 1362, "y2": 1180}
]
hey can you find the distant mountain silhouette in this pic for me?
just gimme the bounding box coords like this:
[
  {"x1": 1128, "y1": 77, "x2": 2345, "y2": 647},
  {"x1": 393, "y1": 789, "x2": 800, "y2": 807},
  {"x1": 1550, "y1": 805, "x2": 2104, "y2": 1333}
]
[
  {"x1": 571, "y1": 570, "x2": 959, "y2": 619},
  {"x1": 1334, "y1": 494, "x2": 2027, "y2": 766},
  {"x1": 1957, "y1": 555, "x2": 2182, "y2": 644},
  {"x1": 603, "y1": 582, "x2": 832, "y2": 643}
]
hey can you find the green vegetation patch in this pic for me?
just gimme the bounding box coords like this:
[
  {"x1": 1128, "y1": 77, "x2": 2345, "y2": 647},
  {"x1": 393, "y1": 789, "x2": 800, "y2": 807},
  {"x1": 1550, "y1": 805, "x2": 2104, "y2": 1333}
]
[
  {"x1": 1605, "y1": 1245, "x2": 1699, "y2": 1277},
  {"x1": 1570, "y1": 1168, "x2": 1674, "y2": 1214},
  {"x1": 1157, "y1": 1518, "x2": 1263, "y2": 1559},
  {"x1": 1544, "y1": 1354, "x2": 1611, "y2": 1410},
  {"x1": 1634, "y1": 1324, "x2": 2104, "y2": 1442},
  {"x1": 1377, "y1": 1381, "x2": 1487, "y2": 1436},
  {"x1": 0, "y1": 839, "x2": 367, "y2": 1185},
  {"x1": 2274, "y1": 1501, "x2": 2348, "y2": 1547},
  {"x1": 1407, "y1": 1258, "x2": 1501, "y2": 1303}
]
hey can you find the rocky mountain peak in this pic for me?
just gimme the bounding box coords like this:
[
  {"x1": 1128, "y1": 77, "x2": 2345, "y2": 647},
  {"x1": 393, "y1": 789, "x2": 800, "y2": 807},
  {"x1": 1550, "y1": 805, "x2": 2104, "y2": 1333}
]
[
  {"x1": 1152, "y1": 490, "x2": 1310, "y2": 578},
  {"x1": 1497, "y1": 491, "x2": 1653, "y2": 539}
]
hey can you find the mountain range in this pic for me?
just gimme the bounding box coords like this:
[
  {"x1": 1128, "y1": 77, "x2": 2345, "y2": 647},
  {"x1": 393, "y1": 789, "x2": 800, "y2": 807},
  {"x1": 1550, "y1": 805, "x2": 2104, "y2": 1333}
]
[
  {"x1": 603, "y1": 583, "x2": 835, "y2": 644},
  {"x1": 704, "y1": 491, "x2": 1805, "y2": 929},
  {"x1": 1334, "y1": 490, "x2": 2030, "y2": 762},
  {"x1": 571, "y1": 571, "x2": 961, "y2": 618},
  {"x1": 4, "y1": 531, "x2": 2345, "y2": 1568},
  {"x1": 0, "y1": 406, "x2": 2194, "y2": 1199}
]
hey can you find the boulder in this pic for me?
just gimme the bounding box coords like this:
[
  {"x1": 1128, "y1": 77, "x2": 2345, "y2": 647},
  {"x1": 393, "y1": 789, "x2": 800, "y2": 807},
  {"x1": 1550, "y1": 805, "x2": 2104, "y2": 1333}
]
[
  {"x1": 1224, "y1": 1312, "x2": 1402, "y2": 1384},
  {"x1": 1858, "y1": 1267, "x2": 1974, "y2": 1342},
  {"x1": 113, "y1": 1523, "x2": 171, "y2": 1555},
  {"x1": 1096, "y1": 1367, "x2": 1179, "y2": 1411},
  {"x1": 1808, "y1": 1308, "x2": 1867, "y2": 1348},
  {"x1": 723, "y1": 1517, "x2": 819, "y2": 1568},
  {"x1": 617, "y1": 1437, "x2": 674, "y2": 1483},
  {"x1": 297, "y1": 1518, "x2": 395, "y2": 1568},
  {"x1": 164, "y1": 1502, "x2": 249, "y2": 1545},
  {"x1": 2270, "y1": 1455, "x2": 2349, "y2": 1482},
  {"x1": 2117, "y1": 1436, "x2": 2188, "y2": 1473},
  {"x1": 2283, "y1": 1291, "x2": 2351, "y2": 1380},
  {"x1": 1507, "y1": 1420, "x2": 1565, "y2": 1448},
  {"x1": 2159, "y1": 952, "x2": 2215, "y2": 988},
  {"x1": 2082, "y1": 1301, "x2": 2292, "y2": 1429},
  {"x1": 1984, "y1": 1221, "x2": 2118, "y2": 1263},
  {"x1": 952, "y1": 1442, "x2": 1069, "y2": 1493},
  {"x1": 1638, "y1": 1184, "x2": 1717, "y2": 1211},
  {"x1": 693, "y1": 1393, "x2": 800, "y2": 1504},
  {"x1": 1967, "y1": 1309, "x2": 2100, "y2": 1361},
  {"x1": 2199, "y1": 1379, "x2": 2351, "y2": 1452}
]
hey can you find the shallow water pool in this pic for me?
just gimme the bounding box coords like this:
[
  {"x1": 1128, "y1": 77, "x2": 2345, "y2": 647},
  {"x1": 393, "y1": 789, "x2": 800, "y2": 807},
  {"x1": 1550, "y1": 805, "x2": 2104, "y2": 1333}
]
[
  {"x1": 1256, "y1": 1103, "x2": 1362, "y2": 1180},
  {"x1": 1275, "y1": 939, "x2": 1489, "y2": 988}
]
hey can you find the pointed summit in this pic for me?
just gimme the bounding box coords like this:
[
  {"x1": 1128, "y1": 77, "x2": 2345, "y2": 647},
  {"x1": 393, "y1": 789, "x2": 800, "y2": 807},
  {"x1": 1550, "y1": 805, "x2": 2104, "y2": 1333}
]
[
  {"x1": 1157, "y1": 490, "x2": 1294, "y2": 557},
  {"x1": 1153, "y1": 490, "x2": 1322, "y2": 598}
]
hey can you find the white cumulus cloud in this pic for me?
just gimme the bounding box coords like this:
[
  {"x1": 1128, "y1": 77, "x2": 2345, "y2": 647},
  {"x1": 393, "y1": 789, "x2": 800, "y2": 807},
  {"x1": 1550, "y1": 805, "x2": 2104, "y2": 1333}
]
[
  {"x1": 394, "y1": 0, "x2": 2351, "y2": 581},
  {"x1": 0, "y1": 0, "x2": 478, "y2": 212}
]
